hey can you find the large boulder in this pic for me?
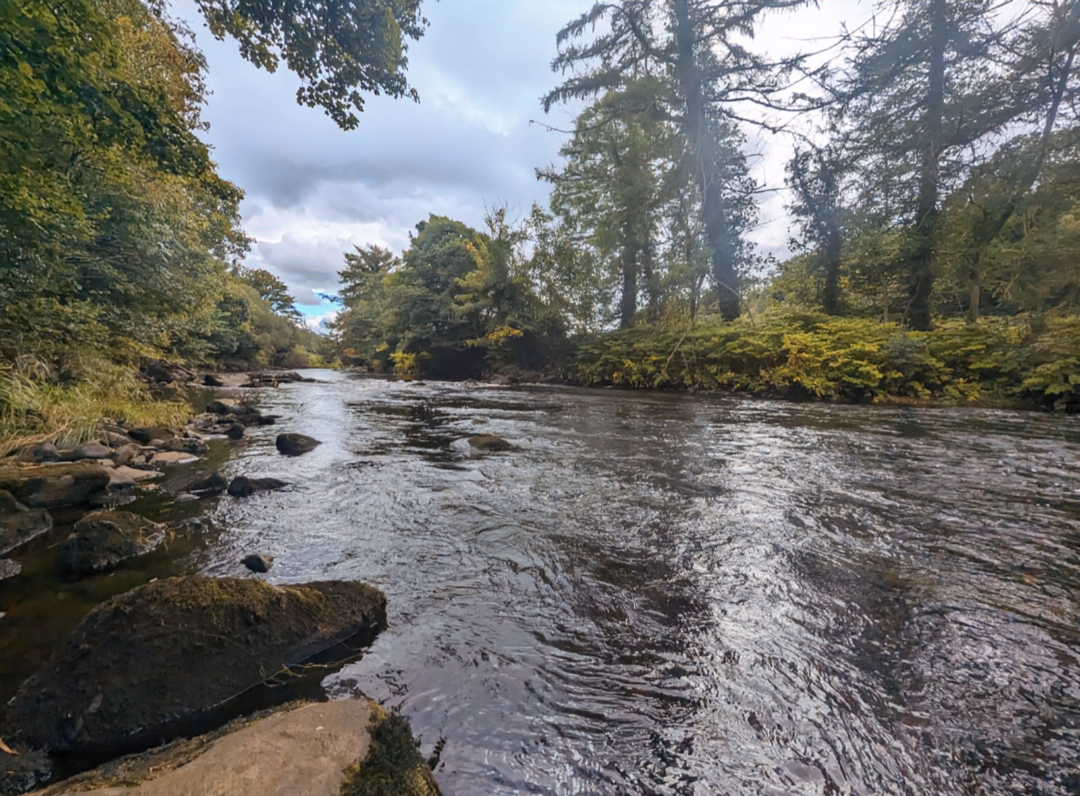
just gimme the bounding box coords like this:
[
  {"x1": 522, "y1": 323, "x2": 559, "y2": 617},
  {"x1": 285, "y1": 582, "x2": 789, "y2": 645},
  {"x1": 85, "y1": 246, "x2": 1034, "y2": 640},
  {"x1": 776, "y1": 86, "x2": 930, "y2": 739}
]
[
  {"x1": 0, "y1": 577, "x2": 387, "y2": 757},
  {"x1": 1, "y1": 490, "x2": 53, "y2": 555},
  {"x1": 0, "y1": 464, "x2": 111, "y2": 510},
  {"x1": 276, "y1": 434, "x2": 321, "y2": 456},
  {"x1": 58, "y1": 511, "x2": 167, "y2": 577}
]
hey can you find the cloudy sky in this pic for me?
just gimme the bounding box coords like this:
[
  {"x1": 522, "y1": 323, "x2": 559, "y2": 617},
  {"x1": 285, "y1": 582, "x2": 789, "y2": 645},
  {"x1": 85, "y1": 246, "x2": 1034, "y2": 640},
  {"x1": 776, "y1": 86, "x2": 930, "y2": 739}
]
[{"x1": 175, "y1": 0, "x2": 874, "y2": 328}]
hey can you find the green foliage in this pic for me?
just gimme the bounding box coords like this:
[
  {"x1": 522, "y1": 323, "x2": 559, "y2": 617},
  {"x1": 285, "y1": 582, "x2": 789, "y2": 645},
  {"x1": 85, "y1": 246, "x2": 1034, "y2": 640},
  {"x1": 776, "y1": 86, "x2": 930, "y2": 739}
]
[
  {"x1": 331, "y1": 212, "x2": 562, "y2": 374},
  {"x1": 574, "y1": 313, "x2": 1080, "y2": 411},
  {"x1": 194, "y1": 0, "x2": 427, "y2": 130}
]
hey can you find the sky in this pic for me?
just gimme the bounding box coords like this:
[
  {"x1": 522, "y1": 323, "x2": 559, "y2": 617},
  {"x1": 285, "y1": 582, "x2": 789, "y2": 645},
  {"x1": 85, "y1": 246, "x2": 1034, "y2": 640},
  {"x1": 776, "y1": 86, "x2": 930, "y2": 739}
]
[{"x1": 174, "y1": 0, "x2": 875, "y2": 330}]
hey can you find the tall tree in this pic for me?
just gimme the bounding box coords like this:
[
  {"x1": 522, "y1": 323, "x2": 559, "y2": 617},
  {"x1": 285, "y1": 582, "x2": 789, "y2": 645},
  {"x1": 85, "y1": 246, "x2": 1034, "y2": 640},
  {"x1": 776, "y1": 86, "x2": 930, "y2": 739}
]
[
  {"x1": 545, "y1": 0, "x2": 805, "y2": 322},
  {"x1": 837, "y1": 0, "x2": 1021, "y2": 329}
]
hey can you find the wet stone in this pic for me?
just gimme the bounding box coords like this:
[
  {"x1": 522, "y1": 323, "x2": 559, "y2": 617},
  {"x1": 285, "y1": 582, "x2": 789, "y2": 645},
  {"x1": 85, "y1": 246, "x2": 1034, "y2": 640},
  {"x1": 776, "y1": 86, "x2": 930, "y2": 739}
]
[
  {"x1": 276, "y1": 434, "x2": 321, "y2": 456},
  {"x1": 0, "y1": 558, "x2": 22, "y2": 580},
  {"x1": 242, "y1": 554, "x2": 274, "y2": 573},
  {"x1": 228, "y1": 477, "x2": 288, "y2": 498},
  {"x1": 58, "y1": 510, "x2": 167, "y2": 577},
  {"x1": 0, "y1": 577, "x2": 387, "y2": 758},
  {"x1": 0, "y1": 490, "x2": 53, "y2": 555}
]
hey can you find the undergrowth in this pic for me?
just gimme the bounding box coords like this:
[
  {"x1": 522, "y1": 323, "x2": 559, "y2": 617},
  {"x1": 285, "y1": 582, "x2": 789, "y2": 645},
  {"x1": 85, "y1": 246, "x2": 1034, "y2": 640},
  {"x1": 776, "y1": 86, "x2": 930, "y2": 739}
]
[
  {"x1": 0, "y1": 356, "x2": 190, "y2": 455},
  {"x1": 574, "y1": 313, "x2": 1080, "y2": 411}
]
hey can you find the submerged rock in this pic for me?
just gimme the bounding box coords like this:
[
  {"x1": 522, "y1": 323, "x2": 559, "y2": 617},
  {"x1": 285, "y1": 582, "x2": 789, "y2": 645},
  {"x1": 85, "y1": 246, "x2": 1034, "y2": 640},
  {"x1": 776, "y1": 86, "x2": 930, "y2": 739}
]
[
  {"x1": 0, "y1": 558, "x2": 22, "y2": 580},
  {"x1": 276, "y1": 433, "x2": 321, "y2": 456},
  {"x1": 162, "y1": 437, "x2": 209, "y2": 456},
  {"x1": 242, "y1": 554, "x2": 274, "y2": 573},
  {"x1": 0, "y1": 577, "x2": 387, "y2": 756},
  {"x1": 226, "y1": 424, "x2": 245, "y2": 440},
  {"x1": 0, "y1": 490, "x2": 53, "y2": 555},
  {"x1": 58, "y1": 510, "x2": 167, "y2": 577},
  {"x1": 228, "y1": 476, "x2": 288, "y2": 498},
  {"x1": 0, "y1": 464, "x2": 111, "y2": 510}
]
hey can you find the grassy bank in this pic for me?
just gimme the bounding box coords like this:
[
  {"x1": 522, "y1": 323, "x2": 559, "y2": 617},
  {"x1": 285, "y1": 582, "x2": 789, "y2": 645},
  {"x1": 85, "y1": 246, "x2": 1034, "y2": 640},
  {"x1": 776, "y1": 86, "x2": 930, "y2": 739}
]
[
  {"x1": 0, "y1": 359, "x2": 190, "y2": 456},
  {"x1": 573, "y1": 313, "x2": 1080, "y2": 411}
]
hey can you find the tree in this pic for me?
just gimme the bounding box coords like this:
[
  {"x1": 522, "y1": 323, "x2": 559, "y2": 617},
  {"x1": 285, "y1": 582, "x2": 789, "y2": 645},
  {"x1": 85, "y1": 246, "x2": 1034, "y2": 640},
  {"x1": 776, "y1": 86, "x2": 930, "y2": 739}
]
[
  {"x1": 786, "y1": 142, "x2": 850, "y2": 315},
  {"x1": 836, "y1": 0, "x2": 1022, "y2": 329},
  {"x1": 191, "y1": 0, "x2": 428, "y2": 129},
  {"x1": 545, "y1": 0, "x2": 808, "y2": 321},
  {"x1": 238, "y1": 268, "x2": 303, "y2": 324},
  {"x1": 540, "y1": 78, "x2": 673, "y2": 328}
]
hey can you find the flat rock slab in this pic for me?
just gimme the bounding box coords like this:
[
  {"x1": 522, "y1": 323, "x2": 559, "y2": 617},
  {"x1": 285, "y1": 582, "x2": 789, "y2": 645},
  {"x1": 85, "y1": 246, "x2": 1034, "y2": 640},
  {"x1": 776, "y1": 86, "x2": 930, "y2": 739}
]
[
  {"x1": 150, "y1": 452, "x2": 199, "y2": 466},
  {"x1": 0, "y1": 577, "x2": 387, "y2": 756},
  {"x1": 42, "y1": 700, "x2": 374, "y2": 796},
  {"x1": 0, "y1": 464, "x2": 111, "y2": 509}
]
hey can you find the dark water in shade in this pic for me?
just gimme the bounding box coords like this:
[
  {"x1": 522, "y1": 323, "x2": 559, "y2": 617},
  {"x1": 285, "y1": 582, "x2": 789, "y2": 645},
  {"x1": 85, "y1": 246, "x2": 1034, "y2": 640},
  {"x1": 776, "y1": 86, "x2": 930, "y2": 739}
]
[{"x1": 3, "y1": 370, "x2": 1080, "y2": 795}]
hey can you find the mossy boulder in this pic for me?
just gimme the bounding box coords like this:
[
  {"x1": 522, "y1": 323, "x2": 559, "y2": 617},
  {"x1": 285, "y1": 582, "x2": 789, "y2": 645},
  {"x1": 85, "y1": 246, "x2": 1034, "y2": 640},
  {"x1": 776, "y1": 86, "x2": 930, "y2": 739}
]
[
  {"x1": 0, "y1": 489, "x2": 53, "y2": 555},
  {"x1": 0, "y1": 464, "x2": 111, "y2": 509},
  {"x1": 58, "y1": 511, "x2": 167, "y2": 577},
  {"x1": 0, "y1": 577, "x2": 387, "y2": 758}
]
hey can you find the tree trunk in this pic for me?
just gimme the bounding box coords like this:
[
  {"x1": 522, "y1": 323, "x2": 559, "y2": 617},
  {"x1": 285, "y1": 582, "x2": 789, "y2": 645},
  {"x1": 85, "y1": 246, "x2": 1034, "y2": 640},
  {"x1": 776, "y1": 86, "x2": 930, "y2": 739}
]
[
  {"x1": 673, "y1": 0, "x2": 740, "y2": 321},
  {"x1": 821, "y1": 221, "x2": 843, "y2": 315},
  {"x1": 642, "y1": 244, "x2": 661, "y2": 323},
  {"x1": 619, "y1": 240, "x2": 638, "y2": 328},
  {"x1": 909, "y1": 0, "x2": 947, "y2": 332}
]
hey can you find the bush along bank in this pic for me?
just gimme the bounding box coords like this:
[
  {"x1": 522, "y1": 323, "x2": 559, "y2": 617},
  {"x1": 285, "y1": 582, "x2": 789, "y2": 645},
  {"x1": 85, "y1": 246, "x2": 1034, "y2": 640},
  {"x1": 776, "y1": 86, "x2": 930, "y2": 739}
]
[{"x1": 572, "y1": 313, "x2": 1080, "y2": 411}]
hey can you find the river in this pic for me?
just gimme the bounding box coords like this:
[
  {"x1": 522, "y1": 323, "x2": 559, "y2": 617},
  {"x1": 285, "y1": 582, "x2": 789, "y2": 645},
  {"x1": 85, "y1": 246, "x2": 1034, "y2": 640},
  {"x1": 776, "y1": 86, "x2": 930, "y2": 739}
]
[{"x1": 3, "y1": 371, "x2": 1080, "y2": 795}]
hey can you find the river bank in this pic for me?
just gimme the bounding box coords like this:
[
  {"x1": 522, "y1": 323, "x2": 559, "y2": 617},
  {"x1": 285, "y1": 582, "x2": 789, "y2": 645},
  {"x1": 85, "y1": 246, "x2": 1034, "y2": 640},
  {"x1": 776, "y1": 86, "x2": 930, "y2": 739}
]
[
  {"x1": 2, "y1": 370, "x2": 1078, "y2": 794},
  {"x1": 0, "y1": 372, "x2": 439, "y2": 795}
]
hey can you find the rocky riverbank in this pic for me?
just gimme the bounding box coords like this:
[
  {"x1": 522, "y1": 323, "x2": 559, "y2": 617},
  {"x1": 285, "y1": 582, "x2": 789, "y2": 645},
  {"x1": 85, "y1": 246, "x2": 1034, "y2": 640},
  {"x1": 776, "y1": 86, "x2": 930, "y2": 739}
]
[{"x1": 0, "y1": 370, "x2": 438, "y2": 795}]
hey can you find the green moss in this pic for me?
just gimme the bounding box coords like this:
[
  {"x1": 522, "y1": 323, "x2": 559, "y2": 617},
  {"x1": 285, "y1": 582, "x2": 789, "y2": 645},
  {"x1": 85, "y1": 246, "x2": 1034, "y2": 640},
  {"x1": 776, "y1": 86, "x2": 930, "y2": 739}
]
[{"x1": 340, "y1": 711, "x2": 439, "y2": 796}]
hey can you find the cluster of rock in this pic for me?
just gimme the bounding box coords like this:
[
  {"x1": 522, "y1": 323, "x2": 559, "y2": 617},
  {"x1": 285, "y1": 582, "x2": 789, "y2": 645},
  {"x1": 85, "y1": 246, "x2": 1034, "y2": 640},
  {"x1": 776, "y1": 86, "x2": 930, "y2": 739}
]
[
  {"x1": 0, "y1": 396, "x2": 307, "y2": 580},
  {"x1": 0, "y1": 577, "x2": 391, "y2": 795}
]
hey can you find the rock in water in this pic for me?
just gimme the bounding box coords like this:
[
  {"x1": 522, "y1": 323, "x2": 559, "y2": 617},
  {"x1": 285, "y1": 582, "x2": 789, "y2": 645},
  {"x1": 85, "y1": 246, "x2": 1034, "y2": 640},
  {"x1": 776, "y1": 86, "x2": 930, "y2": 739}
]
[
  {"x1": 467, "y1": 434, "x2": 514, "y2": 452},
  {"x1": 127, "y1": 427, "x2": 173, "y2": 445},
  {"x1": 0, "y1": 490, "x2": 53, "y2": 555},
  {"x1": 226, "y1": 424, "x2": 245, "y2": 440},
  {"x1": 276, "y1": 434, "x2": 322, "y2": 456},
  {"x1": 58, "y1": 510, "x2": 167, "y2": 577},
  {"x1": 0, "y1": 464, "x2": 110, "y2": 510},
  {"x1": 203, "y1": 373, "x2": 226, "y2": 387},
  {"x1": 61, "y1": 441, "x2": 113, "y2": 461},
  {"x1": 242, "y1": 554, "x2": 274, "y2": 573},
  {"x1": 228, "y1": 477, "x2": 288, "y2": 498},
  {"x1": 0, "y1": 577, "x2": 387, "y2": 756},
  {"x1": 0, "y1": 558, "x2": 22, "y2": 580},
  {"x1": 159, "y1": 471, "x2": 228, "y2": 496}
]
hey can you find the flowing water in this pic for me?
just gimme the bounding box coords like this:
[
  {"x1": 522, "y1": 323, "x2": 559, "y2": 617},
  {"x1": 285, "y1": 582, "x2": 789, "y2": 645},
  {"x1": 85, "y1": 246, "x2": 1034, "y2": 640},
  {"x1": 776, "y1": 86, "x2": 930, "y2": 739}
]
[{"x1": 3, "y1": 371, "x2": 1080, "y2": 795}]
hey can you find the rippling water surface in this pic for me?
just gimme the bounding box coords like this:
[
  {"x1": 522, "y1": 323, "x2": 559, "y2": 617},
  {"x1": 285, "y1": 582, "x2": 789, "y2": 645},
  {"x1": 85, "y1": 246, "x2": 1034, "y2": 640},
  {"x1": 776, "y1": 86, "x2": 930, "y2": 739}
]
[{"x1": 6, "y1": 371, "x2": 1080, "y2": 794}]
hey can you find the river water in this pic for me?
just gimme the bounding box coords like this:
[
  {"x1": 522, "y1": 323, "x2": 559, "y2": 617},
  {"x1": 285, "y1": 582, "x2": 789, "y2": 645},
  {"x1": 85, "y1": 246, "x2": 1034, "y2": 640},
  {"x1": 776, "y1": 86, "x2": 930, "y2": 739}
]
[{"x1": 3, "y1": 371, "x2": 1080, "y2": 795}]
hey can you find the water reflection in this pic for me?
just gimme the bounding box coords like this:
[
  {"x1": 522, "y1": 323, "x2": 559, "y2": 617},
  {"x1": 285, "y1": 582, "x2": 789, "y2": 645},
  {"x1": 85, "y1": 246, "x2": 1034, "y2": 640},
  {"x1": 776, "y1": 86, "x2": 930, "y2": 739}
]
[{"x1": 2, "y1": 372, "x2": 1079, "y2": 795}]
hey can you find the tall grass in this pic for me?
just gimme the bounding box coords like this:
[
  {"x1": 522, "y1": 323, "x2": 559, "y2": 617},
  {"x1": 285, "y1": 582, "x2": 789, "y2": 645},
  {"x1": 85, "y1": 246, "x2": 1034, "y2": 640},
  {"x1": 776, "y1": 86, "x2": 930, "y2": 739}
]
[{"x1": 0, "y1": 358, "x2": 190, "y2": 456}]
